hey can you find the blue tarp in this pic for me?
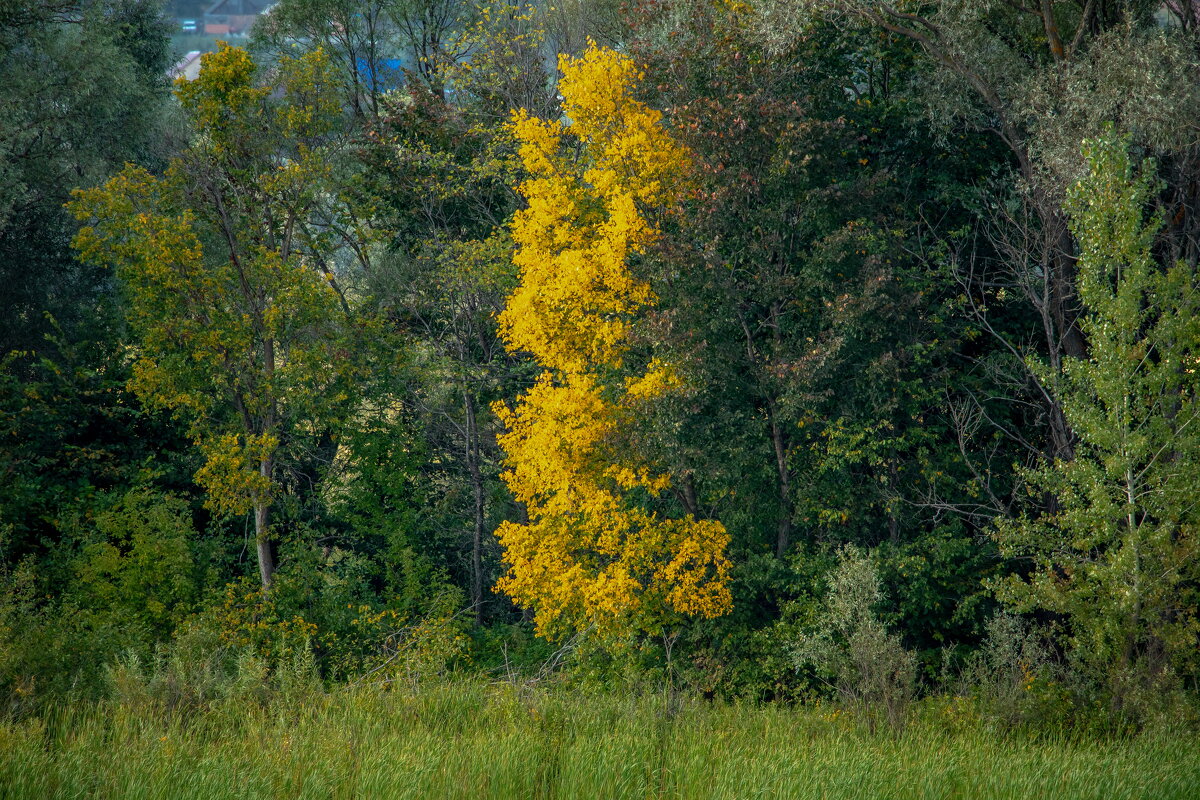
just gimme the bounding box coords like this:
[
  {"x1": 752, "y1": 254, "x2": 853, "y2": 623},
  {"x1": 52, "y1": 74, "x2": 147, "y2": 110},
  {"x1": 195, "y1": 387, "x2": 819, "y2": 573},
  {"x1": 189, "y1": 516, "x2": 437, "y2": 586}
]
[{"x1": 355, "y1": 57, "x2": 405, "y2": 93}]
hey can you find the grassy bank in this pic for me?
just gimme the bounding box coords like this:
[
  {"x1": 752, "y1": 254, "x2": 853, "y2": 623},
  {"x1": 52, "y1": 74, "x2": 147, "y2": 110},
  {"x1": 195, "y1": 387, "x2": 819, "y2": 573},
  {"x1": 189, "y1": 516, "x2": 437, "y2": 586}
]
[{"x1": 1, "y1": 682, "x2": 1196, "y2": 800}]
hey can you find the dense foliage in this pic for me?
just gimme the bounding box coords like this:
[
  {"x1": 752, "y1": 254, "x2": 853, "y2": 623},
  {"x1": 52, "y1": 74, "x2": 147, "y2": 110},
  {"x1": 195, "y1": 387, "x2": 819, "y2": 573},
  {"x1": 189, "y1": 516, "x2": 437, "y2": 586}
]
[{"x1": 3, "y1": 0, "x2": 1200, "y2": 733}]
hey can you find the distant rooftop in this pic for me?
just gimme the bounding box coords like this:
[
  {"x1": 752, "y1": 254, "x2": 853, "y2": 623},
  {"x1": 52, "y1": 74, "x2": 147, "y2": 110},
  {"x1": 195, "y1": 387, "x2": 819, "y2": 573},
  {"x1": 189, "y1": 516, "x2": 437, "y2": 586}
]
[
  {"x1": 168, "y1": 50, "x2": 204, "y2": 82},
  {"x1": 202, "y1": 0, "x2": 269, "y2": 35},
  {"x1": 204, "y1": 0, "x2": 270, "y2": 15}
]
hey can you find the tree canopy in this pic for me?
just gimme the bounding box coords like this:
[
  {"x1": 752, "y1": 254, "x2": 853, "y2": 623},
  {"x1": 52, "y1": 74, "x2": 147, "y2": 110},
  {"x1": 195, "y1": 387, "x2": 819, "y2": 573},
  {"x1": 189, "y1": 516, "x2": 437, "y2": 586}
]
[{"x1": 3, "y1": 0, "x2": 1200, "y2": 725}]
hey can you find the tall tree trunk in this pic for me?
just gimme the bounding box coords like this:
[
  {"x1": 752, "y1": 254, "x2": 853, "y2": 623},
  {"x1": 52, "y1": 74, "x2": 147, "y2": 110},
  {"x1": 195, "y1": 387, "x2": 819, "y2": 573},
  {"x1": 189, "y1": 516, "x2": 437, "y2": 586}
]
[
  {"x1": 679, "y1": 473, "x2": 699, "y2": 518},
  {"x1": 1041, "y1": 215, "x2": 1082, "y2": 463},
  {"x1": 465, "y1": 390, "x2": 485, "y2": 625},
  {"x1": 888, "y1": 460, "x2": 900, "y2": 545},
  {"x1": 255, "y1": 452, "x2": 275, "y2": 590},
  {"x1": 737, "y1": 307, "x2": 795, "y2": 557},
  {"x1": 258, "y1": 336, "x2": 278, "y2": 591},
  {"x1": 768, "y1": 401, "x2": 793, "y2": 557}
]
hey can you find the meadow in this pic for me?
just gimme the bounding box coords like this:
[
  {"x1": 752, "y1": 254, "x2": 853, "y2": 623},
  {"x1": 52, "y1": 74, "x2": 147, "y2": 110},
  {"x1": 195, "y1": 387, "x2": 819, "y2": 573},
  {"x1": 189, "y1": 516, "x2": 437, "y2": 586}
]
[{"x1": 2, "y1": 681, "x2": 1197, "y2": 800}]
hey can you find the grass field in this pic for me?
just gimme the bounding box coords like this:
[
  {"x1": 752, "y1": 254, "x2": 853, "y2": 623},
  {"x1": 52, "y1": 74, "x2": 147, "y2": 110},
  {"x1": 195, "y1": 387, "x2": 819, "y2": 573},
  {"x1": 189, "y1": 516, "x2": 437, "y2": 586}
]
[{"x1": 1, "y1": 682, "x2": 1196, "y2": 799}]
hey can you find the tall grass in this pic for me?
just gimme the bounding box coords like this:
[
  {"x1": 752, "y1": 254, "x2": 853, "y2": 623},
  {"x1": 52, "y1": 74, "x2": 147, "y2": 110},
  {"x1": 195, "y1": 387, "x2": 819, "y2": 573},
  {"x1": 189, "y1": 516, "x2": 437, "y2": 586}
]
[{"x1": 2, "y1": 681, "x2": 1196, "y2": 799}]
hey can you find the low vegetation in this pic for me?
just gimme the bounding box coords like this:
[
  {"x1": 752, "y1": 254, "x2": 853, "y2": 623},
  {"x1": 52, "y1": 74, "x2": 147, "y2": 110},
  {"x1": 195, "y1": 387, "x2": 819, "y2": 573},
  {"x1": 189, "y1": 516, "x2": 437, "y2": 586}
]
[{"x1": 4, "y1": 680, "x2": 1199, "y2": 800}]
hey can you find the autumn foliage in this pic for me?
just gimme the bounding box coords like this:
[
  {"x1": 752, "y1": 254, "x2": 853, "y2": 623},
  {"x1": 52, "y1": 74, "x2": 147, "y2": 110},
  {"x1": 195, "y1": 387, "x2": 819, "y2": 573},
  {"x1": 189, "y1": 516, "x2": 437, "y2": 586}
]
[{"x1": 494, "y1": 45, "x2": 732, "y2": 641}]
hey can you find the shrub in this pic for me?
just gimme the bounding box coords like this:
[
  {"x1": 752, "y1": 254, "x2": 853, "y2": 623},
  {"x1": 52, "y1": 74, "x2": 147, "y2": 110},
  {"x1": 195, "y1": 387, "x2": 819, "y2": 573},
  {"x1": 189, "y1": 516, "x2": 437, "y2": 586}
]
[
  {"x1": 789, "y1": 546, "x2": 916, "y2": 733},
  {"x1": 954, "y1": 613, "x2": 1069, "y2": 731},
  {"x1": 70, "y1": 488, "x2": 199, "y2": 639}
]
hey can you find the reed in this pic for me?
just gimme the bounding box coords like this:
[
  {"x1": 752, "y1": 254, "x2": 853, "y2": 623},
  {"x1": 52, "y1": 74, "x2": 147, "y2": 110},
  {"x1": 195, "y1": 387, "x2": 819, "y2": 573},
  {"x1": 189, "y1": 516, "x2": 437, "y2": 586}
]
[{"x1": 1, "y1": 682, "x2": 1196, "y2": 799}]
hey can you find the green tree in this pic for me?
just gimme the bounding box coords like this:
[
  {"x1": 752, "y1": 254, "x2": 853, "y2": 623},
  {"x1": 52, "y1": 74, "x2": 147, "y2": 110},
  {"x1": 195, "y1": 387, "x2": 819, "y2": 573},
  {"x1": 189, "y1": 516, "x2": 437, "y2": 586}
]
[
  {"x1": 632, "y1": 3, "x2": 996, "y2": 561},
  {"x1": 0, "y1": 0, "x2": 182, "y2": 568},
  {"x1": 626, "y1": 2, "x2": 1006, "y2": 689},
  {"x1": 252, "y1": 0, "x2": 401, "y2": 117},
  {"x1": 763, "y1": 1, "x2": 1200, "y2": 472},
  {"x1": 348, "y1": 49, "x2": 531, "y2": 622},
  {"x1": 995, "y1": 131, "x2": 1200, "y2": 705},
  {"x1": 71, "y1": 45, "x2": 362, "y2": 590},
  {"x1": 0, "y1": 0, "x2": 171, "y2": 358}
]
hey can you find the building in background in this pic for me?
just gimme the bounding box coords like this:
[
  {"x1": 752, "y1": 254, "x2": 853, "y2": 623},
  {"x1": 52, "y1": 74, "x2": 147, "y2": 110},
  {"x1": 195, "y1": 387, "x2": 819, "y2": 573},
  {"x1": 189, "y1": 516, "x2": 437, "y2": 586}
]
[{"x1": 203, "y1": 0, "x2": 270, "y2": 36}]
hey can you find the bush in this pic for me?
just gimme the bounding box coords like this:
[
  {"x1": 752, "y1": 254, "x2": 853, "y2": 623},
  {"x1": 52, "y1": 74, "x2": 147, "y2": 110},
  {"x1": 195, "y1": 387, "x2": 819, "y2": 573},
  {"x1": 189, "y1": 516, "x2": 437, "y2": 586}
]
[
  {"x1": 954, "y1": 612, "x2": 1069, "y2": 731},
  {"x1": 953, "y1": 612, "x2": 1200, "y2": 735},
  {"x1": 0, "y1": 488, "x2": 206, "y2": 714},
  {"x1": 789, "y1": 546, "x2": 916, "y2": 733},
  {"x1": 105, "y1": 624, "x2": 324, "y2": 721},
  {"x1": 0, "y1": 553, "x2": 132, "y2": 713},
  {"x1": 350, "y1": 592, "x2": 472, "y2": 690},
  {"x1": 70, "y1": 488, "x2": 199, "y2": 640}
]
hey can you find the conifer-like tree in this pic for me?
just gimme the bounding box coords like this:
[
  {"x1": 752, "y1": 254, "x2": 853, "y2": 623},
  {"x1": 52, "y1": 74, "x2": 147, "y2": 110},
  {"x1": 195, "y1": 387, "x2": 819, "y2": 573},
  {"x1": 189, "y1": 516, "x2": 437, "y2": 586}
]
[{"x1": 996, "y1": 131, "x2": 1200, "y2": 699}]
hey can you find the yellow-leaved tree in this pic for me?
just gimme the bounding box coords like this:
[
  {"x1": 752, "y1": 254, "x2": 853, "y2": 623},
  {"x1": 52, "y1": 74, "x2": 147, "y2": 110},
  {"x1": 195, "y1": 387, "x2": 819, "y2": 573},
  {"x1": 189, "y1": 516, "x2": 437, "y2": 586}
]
[{"x1": 495, "y1": 44, "x2": 732, "y2": 641}]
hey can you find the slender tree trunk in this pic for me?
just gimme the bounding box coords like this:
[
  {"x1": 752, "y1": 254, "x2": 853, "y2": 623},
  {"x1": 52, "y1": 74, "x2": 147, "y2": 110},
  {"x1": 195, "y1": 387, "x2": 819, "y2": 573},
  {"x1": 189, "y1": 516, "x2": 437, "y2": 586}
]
[
  {"x1": 738, "y1": 305, "x2": 795, "y2": 558},
  {"x1": 255, "y1": 452, "x2": 275, "y2": 590},
  {"x1": 888, "y1": 460, "x2": 900, "y2": 545},
  {"x1": 1042, "y1": 217, "x2": 1081, "y2": 464},
  {"x1": 465, "y1": 390, "x2": 485, "y2": 625},
  {"x1": 1115, "y1": 464, "x2": 1144, "y2": 710},
  {"x1": 257, "y1": 335, "x2": 278, "y2": 591},
  {"x1": 681, "y1": 473, "x2": 699, "y2": 518},
  {"x1": 768, "y1": 401, "x2": 793, "y2": 557}
]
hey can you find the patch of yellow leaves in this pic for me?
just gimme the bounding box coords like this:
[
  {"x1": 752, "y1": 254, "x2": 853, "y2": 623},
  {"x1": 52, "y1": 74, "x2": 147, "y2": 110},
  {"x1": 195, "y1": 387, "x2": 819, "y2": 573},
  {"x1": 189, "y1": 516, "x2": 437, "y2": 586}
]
[{"x1": 496, "y1": 45, "x2": 731, "y2": 641}]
